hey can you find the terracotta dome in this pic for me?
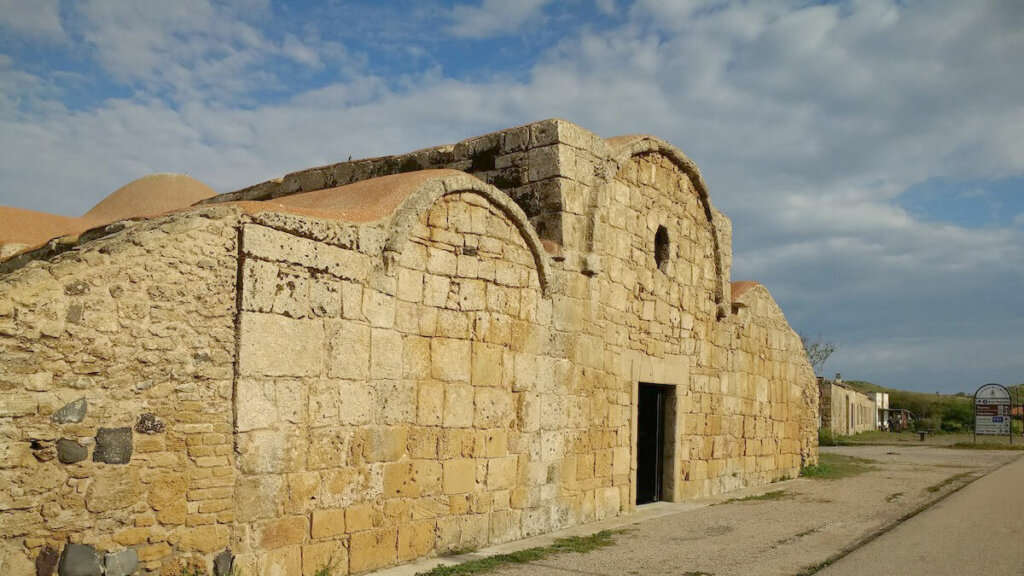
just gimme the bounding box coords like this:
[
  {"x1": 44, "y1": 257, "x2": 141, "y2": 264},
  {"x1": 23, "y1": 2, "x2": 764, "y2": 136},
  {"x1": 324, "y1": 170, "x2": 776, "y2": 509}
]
[
  {"x1": 82, "y1": 173, "x2": 216, "y2": 224},
  {"x1": 1, "y1": 173, "x2": 217, "y2": 260},
  {"x1": 0, "y1": 206, "x2": 89, "y2": 248}
]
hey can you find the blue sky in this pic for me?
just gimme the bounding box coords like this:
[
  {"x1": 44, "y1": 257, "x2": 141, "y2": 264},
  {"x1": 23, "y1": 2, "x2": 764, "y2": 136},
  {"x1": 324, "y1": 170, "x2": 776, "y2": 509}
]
[{"x1": 1, "y1": 0, "x2": 1022, "y2": 393}]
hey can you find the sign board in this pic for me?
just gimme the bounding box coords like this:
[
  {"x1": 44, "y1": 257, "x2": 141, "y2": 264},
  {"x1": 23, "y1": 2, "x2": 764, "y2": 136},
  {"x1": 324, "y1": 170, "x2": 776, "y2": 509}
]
[{"x1": 974, "y1": 383, "x2": 1011, "y2": 436}]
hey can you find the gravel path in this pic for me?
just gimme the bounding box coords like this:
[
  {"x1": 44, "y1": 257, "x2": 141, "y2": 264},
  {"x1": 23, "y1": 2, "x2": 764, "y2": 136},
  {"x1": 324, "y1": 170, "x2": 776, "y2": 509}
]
[{"x1": 487, "y1": 446, "x2": 1020, "y2": 576}]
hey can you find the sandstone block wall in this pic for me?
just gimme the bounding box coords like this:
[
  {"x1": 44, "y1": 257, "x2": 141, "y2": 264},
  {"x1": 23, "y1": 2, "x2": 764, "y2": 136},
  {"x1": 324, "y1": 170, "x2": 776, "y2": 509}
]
[
  {"x1": 228, "y1": 187, "x2": 618, "y2": 575},
  {"x1": 1, "y1": 119, "x2": 819, "y2": 575}
]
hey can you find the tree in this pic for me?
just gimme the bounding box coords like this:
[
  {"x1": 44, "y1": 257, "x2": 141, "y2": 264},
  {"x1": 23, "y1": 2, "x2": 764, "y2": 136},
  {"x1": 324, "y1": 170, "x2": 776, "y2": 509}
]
[{"x1": 800, "y1": 333, "x2": 837, "y2": 376}]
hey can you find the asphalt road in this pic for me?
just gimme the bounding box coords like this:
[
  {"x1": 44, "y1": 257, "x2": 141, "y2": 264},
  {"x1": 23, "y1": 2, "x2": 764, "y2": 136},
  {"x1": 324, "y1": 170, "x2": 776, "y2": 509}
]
[{"x1": 820, "y1": 453, "x2": 1024, "y2": 576}]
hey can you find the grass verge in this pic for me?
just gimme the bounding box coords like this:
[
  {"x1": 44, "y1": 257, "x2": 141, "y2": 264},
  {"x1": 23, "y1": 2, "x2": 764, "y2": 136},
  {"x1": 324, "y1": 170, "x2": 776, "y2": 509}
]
[
  {"x1": 415, "y1": 530, "x2": 621, "y2": 576},
  {"x1": 717, "y1": 490, "x2": 791, "y2": 505},
  {"x1": 800, "y1": 453, "x2": 878, "y2": 480},
  {"x1": 925, "y1": 472, "x2": 974, "y2": 493},
  {"x1": 948, "y1": 442, "x2": 1024, "y2": 451}
]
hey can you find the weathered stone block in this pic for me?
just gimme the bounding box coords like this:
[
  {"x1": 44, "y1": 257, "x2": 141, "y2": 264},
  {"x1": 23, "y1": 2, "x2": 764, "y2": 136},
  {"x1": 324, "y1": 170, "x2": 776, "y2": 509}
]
[
  {"x1": 235, "y1": 475, "x2": 282, "y2": 523},
  {"x1": 373, "y1": 380, "x2": 416, "y2": 424},
  {"x1": 474, "y1": 387, "x2": 514, "y2": 429},
  {"x1": 57, "y1": 544, "x2": 102, "y2": 576},
  {"x1": 102, "y1": 549, "x2": 138, "y2": 576},
  {"x1": 349, "y1": 528, "x2": 398, "y2": 574},
  {"x1": 398, "y1": 520, "x2": 436, "y2": 562},
  {"x1": 51, "y1": 397, "x2": 87, "y2": 423},
  {"x1": 236, "y1": 379, "x2": 279, "y2": 431},
  {"x1": 471, "y1": 342, "x2": 504, "y2": 387},
  {"x1": 56, "y1": 438, "x2": 87, "y2": 464},
  {"x1": 134, "y1": 412, "x2": 165, "y2": 434},
  {"x1": 92, "y1": 427, "x2": 132, "y2": 464},
  {"x1": 487, "y1": 456, "x2": 517, "y2": 490},
  {"x1": 213, "y1": 549, "x2": 234, "y2": 576},
  {"x1": 442, "y1": 459, "x2": 477, "y2": 494},
  {"x1": 260, "y1": 516, "x2": 308, "y2": 549},
  {"x1": 384, "y1": 460, "x2": 442, "y2": 498},
  {"x1": 262, "y1": 545, "x2": 301, "y2": 576},
  {"x1": 311, "y1": 508, "x2": 346, "y2": 539},
  {"x1": 442, "y1": 383, "x2": 474, "y2": 428},
  {"x1": 337, "y1": 380, "x2": 373, "y2": 426},
  {"x1": 302, "y1": 540, "x2": 345, "y2": 576},
  {"x1": 36, "y1": 546, "x2": 59, "y2": 576},
  {"x1": 327, "y1": 320, "x2": 370, "y2": 380},
  {"x1": 371, "y1": 328, "x2": 404, "y2": 379},
  {"x1": 239, "y1": 313, "x2": 324, "y2": 377},
  {"x1": 417, "y1": 380, "x2": 444, "y2": 426},
  {"x1": 431, "y1": 338, "x2": 470, "y2": 382},
  {"x1": 363, "y1": 290, "x2": 396, "y2": 328}
]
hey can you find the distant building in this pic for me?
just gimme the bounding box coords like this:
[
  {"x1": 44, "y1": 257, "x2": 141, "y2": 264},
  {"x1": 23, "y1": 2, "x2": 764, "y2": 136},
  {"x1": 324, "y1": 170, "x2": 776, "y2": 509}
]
[
  {"x1": 818, "y1": 374, "x2": 879, "y2": 435},
  {"x1": 871, "y1": 391, "x2": 890, "y2": 430}
]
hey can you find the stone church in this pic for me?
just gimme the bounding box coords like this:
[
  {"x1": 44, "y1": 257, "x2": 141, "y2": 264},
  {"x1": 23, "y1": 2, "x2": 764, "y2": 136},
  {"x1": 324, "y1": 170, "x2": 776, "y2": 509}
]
[{"x1": 0, "y1": 119, "x2": 818, "y2": 575}]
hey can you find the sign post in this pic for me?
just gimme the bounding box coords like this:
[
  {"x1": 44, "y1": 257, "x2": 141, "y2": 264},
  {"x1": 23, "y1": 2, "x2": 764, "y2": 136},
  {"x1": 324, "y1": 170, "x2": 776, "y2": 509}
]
[{"x1": 974, "y1": 383, "x2": 1012, "y2": 444}]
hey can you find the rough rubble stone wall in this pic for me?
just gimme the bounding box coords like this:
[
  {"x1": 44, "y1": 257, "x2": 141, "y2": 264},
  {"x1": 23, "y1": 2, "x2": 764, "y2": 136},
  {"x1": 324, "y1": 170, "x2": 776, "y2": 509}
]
[
  {"x1": 818, "y1": 382, "x2": 875, "y2": 436},
  {"x1": 0, "y1": 208, "x2": 239, "y2": 574}
]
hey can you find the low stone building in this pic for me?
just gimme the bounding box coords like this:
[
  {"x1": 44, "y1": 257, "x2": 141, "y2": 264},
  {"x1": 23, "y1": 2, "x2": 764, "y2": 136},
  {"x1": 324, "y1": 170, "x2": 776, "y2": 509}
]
[
  {"x1": 818, "y1": 375, "x2": 877, "y2": 436},
  {"x1": 0, "y1": 120, "x2": 818, "y2": 575}
]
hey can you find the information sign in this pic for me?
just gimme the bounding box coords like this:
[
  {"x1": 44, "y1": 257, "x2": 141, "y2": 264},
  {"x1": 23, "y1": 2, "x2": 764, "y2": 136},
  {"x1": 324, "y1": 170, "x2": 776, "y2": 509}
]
[{"x1": 974, "y1": 383, "x2": 1011, "y2": 437}]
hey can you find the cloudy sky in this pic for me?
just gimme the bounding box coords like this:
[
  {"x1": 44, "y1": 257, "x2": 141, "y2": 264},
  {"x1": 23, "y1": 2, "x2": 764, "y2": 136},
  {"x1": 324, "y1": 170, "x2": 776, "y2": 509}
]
[{"x1": 1, "y1": 0, "x2": 1022, "y2": 393}]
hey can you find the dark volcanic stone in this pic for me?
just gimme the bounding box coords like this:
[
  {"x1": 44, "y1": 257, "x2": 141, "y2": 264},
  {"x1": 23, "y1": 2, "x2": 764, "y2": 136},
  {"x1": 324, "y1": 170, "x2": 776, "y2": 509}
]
[
  {"x1": 213, "y1": 549, "x2": 234, "y2": 576},
  {"x1": 51, "y1": 398, "x2": 87, "y2": 424},
  {"x1": 56, "y1": 439, "x2": 88, "y2": 464},
  {"x1": 57, "y1": 544, "x2": 102, "y2": 576},
  {"x1": 103, "y1": 549, "x2": 138, "y2": 576},
  {"x1": 134, "y1": 413, "x2": 165, "y2": 435},
  {"x1": 36, "y1": 545, "x2": 59, "y2": 576},
  {"x1": 92, "y1": 428, "x2": 132, "y2": 464}
]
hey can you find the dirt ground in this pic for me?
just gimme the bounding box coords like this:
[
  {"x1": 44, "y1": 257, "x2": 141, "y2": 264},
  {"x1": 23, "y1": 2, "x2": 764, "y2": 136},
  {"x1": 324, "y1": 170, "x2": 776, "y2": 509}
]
[{"x1": 482, "y1": 446, "x2": 1021, "y2": 576}]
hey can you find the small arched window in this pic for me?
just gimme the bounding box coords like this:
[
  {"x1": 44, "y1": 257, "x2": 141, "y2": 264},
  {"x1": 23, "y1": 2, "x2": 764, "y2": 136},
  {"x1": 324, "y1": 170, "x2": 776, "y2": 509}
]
[{"x1": 654, "y1": 225, "x2": 670, "y2": 272}]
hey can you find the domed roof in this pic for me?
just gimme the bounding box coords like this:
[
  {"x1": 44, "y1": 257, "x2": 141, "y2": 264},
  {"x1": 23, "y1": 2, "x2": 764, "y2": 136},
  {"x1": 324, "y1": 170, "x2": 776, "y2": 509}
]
[
  {"x1": 731, "y1": 281, "x2": 762, "y2": 300},
  {"x1": 1, "y1": 173, "x2": 217, "y2": 260},
  {"x1": 82, "y1": 173, "x2": 216, "y2": 224},
  {"x1": 0, "y1": 206, "x2": 89, "y2": 248}
]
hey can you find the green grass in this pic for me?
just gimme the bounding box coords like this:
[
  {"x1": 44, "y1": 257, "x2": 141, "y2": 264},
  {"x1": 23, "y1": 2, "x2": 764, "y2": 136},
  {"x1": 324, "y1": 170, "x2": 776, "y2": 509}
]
[
  {"x1": 925, "y1": 472, "x2": 974, "y2": 493},
  {"x1": 717, "y1": 490, "x2": 791, "y2": 505},
  {"x1": 415, "y1": 530, "x2": 621, "y2": 576},
  {"x1": 949, "y1": 442, "x2": 1024, "y2": 451},
  {"x1": 800, "y1": 453, "x2": 878, "y2": 480}
]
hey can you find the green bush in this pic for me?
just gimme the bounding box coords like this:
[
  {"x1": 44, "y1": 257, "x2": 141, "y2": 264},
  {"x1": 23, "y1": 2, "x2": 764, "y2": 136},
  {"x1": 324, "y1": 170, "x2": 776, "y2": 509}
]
[
  {"x1": 912, "y1": 415, "x2": 941, "y2": 432},
  {"x1": 818, "y1": 429, "x2": 839, "y2": 446}
]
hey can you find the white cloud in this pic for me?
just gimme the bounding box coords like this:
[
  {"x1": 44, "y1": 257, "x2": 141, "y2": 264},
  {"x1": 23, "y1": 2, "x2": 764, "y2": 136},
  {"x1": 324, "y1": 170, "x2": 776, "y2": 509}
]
[
  {"x1": 0, "y1": 0, "x2": 65, "y2": 40},
  {"x1": 448, "y1": 0, "x2": 551, "y2": 39},
  {"x1": 72, "y1": 0, "x2": 342, "y2": 104}
]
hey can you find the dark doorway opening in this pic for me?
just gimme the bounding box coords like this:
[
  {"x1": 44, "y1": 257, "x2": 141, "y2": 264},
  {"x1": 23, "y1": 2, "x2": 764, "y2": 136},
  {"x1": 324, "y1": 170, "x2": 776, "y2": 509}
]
[{"x1": 637, "y1": 383, "x2": 669, "y2": 504}]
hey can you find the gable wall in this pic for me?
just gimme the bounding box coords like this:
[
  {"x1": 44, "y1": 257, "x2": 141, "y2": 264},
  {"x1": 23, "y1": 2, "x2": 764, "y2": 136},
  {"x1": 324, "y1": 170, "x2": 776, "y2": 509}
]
[{"x1": 230, "y1": 192, "x2": 617, "y2": 575}]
